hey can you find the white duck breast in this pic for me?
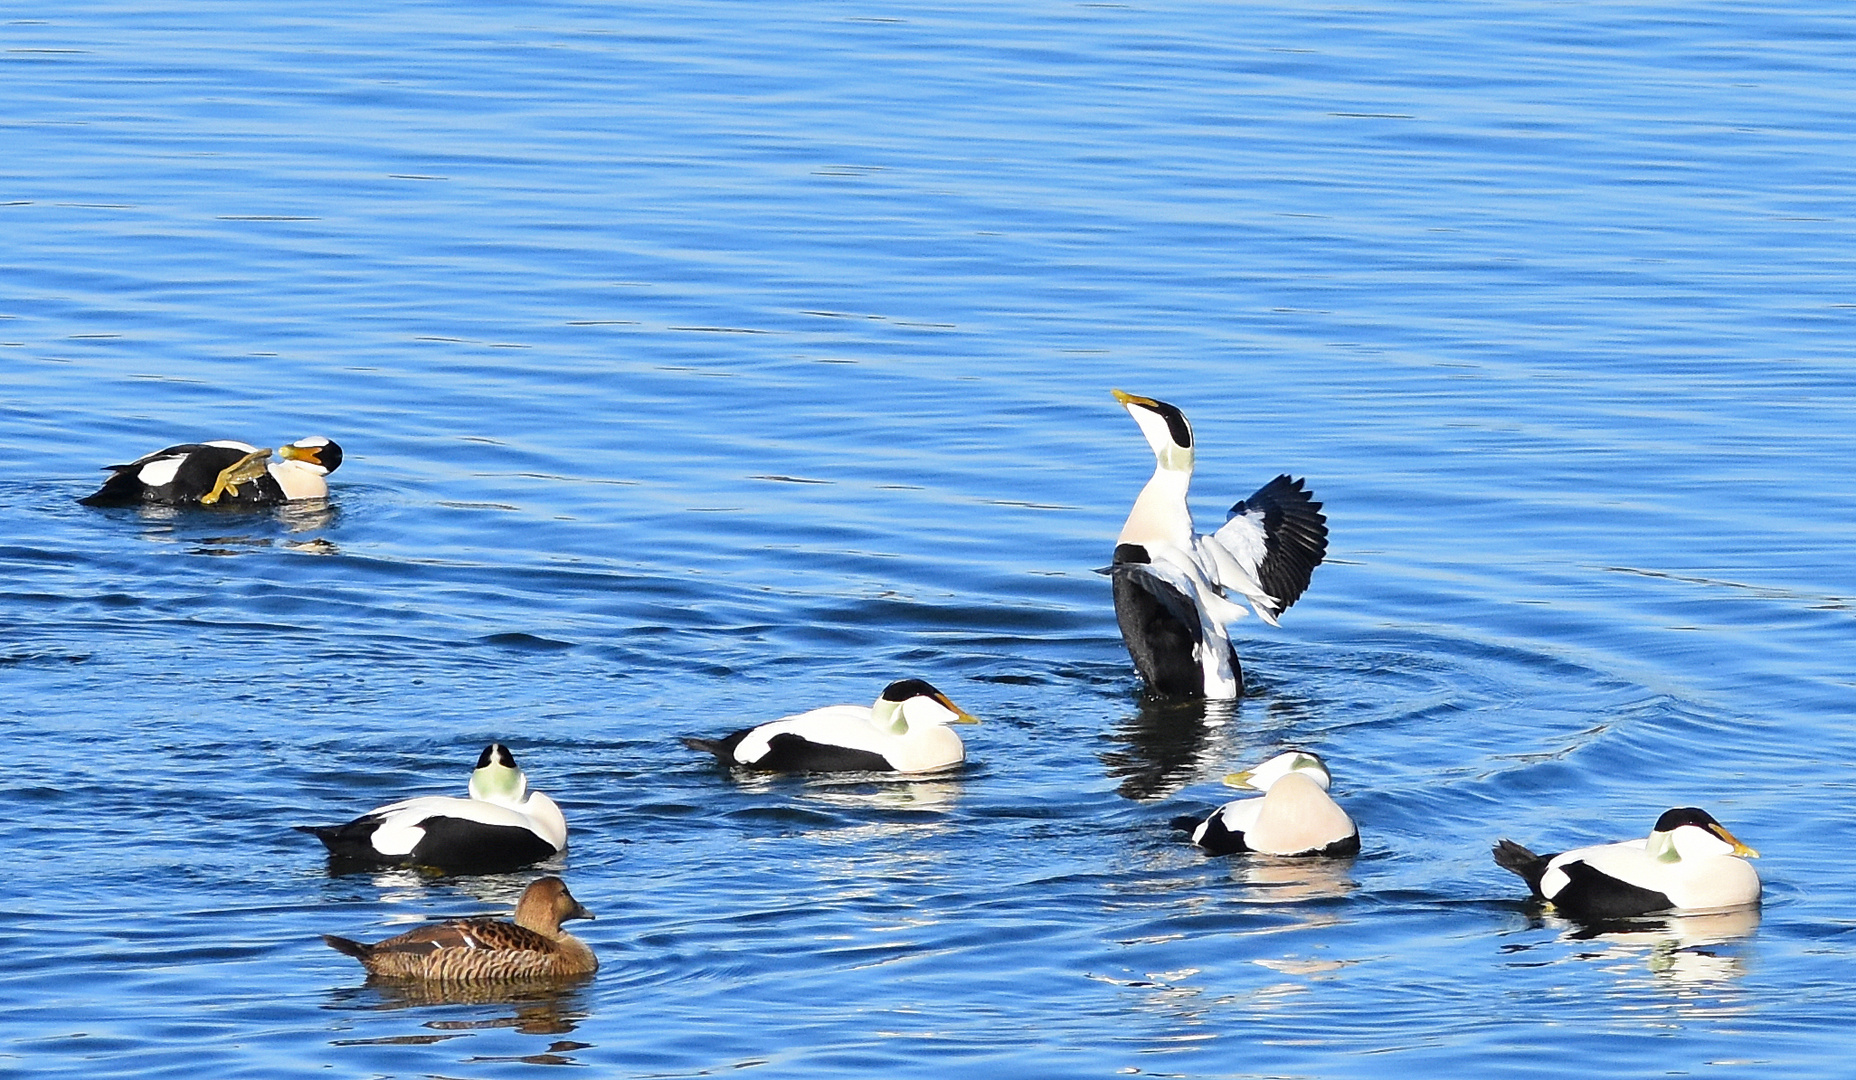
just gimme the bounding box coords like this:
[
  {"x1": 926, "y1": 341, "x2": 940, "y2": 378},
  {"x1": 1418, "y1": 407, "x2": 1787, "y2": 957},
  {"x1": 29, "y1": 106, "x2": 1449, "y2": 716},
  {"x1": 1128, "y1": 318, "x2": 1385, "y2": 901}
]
[
  {"x1": 1493, "y1": 807, "x2": 1761, "y2": 919},
  {"x1": 1107, "y1": 390, "x2": 1327, "y2": 699},
  {"x1": 80, "y1": 436, "x2": 344, "y2": 506},
  {"x1": 299, "y1": 743, "x2": 566, "y2": 875},
  {"x1": 683, "y1": 679, "x2": 979, "y2": 774},
  {"x1": 1181, "y1": 750, "x2": 1359, "y2": 857}
]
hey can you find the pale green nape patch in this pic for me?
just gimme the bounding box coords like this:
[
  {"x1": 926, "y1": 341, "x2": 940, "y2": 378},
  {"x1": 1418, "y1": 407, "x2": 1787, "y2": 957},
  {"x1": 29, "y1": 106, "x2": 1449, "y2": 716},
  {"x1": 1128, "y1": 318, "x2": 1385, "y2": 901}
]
[
  {"x1": 870, "y1": 696, "x2": 910, "y2": 736},
  {"x1": 1157, "y1": 444, "x2": 1194, "y2": 473},
  {"x1": 470, "y1": 762, "x2": 527, "y2": 803}
]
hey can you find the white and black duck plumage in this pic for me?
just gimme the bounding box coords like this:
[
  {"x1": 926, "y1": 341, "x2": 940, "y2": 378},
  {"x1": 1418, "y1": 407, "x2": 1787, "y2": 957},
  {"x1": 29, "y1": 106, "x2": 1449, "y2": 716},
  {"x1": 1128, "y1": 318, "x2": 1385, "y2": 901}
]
[
  {"x1": 323, "y1": 875, "x2": 597, "y2": 981},
  {"x1": 682, "y1": 679, "x2": 979, "y2": 774},
  {"x1": 1493, "y1": 807, "x2": 1761, "y2": 920},
  {"x1": 1174, "y1": 750, "x2": 1359, "y2": 857},
  {"x1": 299, "y1": 743, "x2": 567, "y2": 875},
  {"x1": 79, "y1": 436, "x2": 342, "y2": 507},
  {"x1": 1106, "y1": 390, "x2": 1327, "y2": 699}
]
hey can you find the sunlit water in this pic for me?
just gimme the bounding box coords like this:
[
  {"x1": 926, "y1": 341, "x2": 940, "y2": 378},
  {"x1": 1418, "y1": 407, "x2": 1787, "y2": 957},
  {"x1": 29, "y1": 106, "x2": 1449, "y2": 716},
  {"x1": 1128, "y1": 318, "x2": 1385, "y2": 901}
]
[{"x1": 5, "y1": 2, "x2": 1856, "y2": 1077}]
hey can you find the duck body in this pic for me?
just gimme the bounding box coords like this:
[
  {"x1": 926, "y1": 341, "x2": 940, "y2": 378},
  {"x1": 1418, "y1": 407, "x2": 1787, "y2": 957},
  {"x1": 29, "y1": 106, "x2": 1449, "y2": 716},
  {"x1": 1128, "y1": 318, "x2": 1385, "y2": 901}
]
[
  {"x1": 683, "y1": 679, "x2": 978, "y2": 774},
  {"x1": 1494, "y1": 807, "x2": 1761, "y2": 919},
  {"x1": 1108, "y1": 391, "x2": 1326, "y2": 700},
  {"x1": 323, "y1": 876, "x2": 597, "y2": 981},
  {"x1": 300, "y1": 744, "x2": 566, "y2": 875},
  {"x1": 80, "y1": 437, "x2": 342, "y2": 507},
  {"x1": 1179, "y1": 750, "x2": 1359, "y2": 857}
]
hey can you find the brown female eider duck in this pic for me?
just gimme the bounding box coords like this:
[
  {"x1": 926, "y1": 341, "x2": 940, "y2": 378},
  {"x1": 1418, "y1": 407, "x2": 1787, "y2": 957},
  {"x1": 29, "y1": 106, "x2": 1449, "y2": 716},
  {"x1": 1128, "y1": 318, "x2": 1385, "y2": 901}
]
[
  {"x1": 322, "y1": 876, "x2": 597, "y2": 980},
  {"x1": 298, "y1": 743, "x2": 567, "y2": 875},
  {"x1": 682, "y1": 678, "x2": 979, "y2": 773},
  {"x1": 1494, "y1": 807, "x2": 1761, "y2": 920},
  {"x1": 79, "y1": 436, "x2": 342, "y2": 506},
  {"x1": 1106, "y1": 390, "x2": 1326, "y2": 699},
  {"x1": 1176, "y1": 750, "x2": 1359, "y2": 857}
]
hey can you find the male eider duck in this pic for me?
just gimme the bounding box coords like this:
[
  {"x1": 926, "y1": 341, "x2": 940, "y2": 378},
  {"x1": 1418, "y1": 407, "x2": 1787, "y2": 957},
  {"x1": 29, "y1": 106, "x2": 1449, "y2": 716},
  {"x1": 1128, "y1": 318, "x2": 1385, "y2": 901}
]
[
  {"x1": 79, "y1": 436, "x2": 342, "y2": 507},
  {"x1": 1493, "y1": 807, "x2": 1761, "y2": 920},
  {"x1": 1176, "y1": 750, "x2": 1359, "y2": 857},
  {"x1": 1107, "y1": 390, "x2": 1326, "y2": 699},
  {"x1": 299, "y1": 743, "x2": 567, "y2": 875},
  {"x1": 322, "y1": 875, "x2": 597, "y2": 981},
  {"x1": 682, "y1": 679, "x2": 979, "y2": 773}
]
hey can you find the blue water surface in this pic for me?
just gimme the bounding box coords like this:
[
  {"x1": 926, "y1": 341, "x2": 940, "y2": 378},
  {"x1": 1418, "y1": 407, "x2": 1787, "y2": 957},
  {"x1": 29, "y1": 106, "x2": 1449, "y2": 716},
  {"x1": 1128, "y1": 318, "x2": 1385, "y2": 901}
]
[{"x1": 4, "y1": 2, "x2": 1856, "y2": 1077}]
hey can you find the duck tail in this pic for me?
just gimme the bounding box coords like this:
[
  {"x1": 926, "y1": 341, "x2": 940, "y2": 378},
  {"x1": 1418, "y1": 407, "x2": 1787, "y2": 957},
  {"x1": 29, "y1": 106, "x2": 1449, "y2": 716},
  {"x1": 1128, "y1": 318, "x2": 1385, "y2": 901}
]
[
  {"x1": 1167, "y1": 814, "x2": 1204, "y2": 834},
  {"x1": 321, "y1": 934, "x2": 372, "y2": 960},
  {"x1": 1492, "y1": 839, "x2": 1553, "y2": 895}
]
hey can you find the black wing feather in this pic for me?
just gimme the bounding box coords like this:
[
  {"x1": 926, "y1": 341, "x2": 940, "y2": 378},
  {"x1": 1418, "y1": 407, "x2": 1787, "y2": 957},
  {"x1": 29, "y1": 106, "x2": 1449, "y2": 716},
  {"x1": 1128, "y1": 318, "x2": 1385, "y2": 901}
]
[{"x1": 1230, "y1": 475, "x2": 1328, "y2": 614}]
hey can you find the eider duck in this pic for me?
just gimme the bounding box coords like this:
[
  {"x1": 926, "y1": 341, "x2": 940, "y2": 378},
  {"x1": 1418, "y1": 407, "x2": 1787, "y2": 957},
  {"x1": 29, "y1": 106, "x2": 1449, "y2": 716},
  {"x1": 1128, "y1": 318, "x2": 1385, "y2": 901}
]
[
  {"x1": 682, "y1": 679, "x2": 979, "y2": 773},
  {"x1": 1494, "y1": 807, "x2": 1761, "y2": 920},
  {"x1": 299, "y1": 743, "x2": 567, "y2": 875},
  {"x1": 1107, "y1": 390, "x2": 1327, "y2": 699},
  {"x1": 322, "y1": 875, "x2": 597, "y2": 980},
  {"x1": 79, "y1": 436, "x2": 342, "y2": 507},
  {"x1": 1177, "y1": 750, "x2": 1359, "y2": 857}
]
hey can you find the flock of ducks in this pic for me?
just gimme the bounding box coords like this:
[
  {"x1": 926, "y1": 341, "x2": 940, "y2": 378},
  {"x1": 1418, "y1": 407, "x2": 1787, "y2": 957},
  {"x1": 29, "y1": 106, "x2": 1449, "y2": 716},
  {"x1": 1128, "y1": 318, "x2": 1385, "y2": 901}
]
[{"x1": 80, "y1": 390, "x2": 1763, "y2": 983}]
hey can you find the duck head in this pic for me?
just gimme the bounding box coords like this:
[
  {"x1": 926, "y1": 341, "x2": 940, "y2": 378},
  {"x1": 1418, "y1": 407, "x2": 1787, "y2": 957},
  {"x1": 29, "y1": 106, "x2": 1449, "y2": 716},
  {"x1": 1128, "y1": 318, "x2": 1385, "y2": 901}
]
[
  {"x1": 514, "y1": 876, "x2": 595, "y2": 936},
  {"x1": 1647, "y1": 807, "x2": 1758, "y2": 862},
  {"x1": 1224, "y1": 749, "x2": 1332, "y2": 793},
  {"x1": 279, "y1": 437, "x2": 343, "y2": 475},
  {"x1": 467, "y1": 743, "x2": 531, "y2": 805},
  {"x1": 870, "y1": 679, "x2": 980, "y2": 736},
  {"x1": 1112, "y1": 389, "x2": 1194, "y2": 474}
]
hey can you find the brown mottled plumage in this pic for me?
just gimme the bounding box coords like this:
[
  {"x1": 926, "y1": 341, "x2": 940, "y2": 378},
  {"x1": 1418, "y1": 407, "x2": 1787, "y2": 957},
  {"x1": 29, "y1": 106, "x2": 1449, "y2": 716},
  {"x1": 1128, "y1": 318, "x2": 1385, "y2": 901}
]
[{"x1": 322, "y1": 876, "x2": 597, "y2": 981}]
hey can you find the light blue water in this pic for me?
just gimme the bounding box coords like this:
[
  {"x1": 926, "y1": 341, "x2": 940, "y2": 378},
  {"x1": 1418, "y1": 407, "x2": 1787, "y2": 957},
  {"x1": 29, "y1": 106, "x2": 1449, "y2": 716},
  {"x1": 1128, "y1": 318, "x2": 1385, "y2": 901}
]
[{"x1": 5, "y1": 2, "x2": 1856, "y2": 1076}]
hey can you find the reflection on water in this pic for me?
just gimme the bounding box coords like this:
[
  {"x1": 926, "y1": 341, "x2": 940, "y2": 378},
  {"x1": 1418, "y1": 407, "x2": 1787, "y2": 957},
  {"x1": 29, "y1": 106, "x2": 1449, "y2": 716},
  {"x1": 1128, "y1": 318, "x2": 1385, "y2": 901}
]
[
  {"x1": 798, "y1": 775, "x2": 966, "y2": 815},
  {"x1": 362, "y1": 976, "x2": 592, "y2": 1027},
  {"x1": 95, "y1": 499, "x2": 342, "y2": 554},
  {"x1": 272, "y1": 500, "x2": 339, "y2": 535},
  {"x1": 326, "y1": 978, "x2": 594, "y2": 1056},
  {"x1": 1503, "y1": 905, "x2": 1761, "y2": 988},
  {"x1": 1101, "y1": 698, "x2": 1239, "y2": 800},
  {"x1": 1226, "y1": 855, "x2": 1360, "y2": 906}
]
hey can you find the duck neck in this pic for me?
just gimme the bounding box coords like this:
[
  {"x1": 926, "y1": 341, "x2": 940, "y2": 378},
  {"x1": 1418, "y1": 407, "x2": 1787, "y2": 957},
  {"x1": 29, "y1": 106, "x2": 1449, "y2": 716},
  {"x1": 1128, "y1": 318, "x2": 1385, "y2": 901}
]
[
  {"x1": 1119, "y1": 465, "x2": 1194, "y2": 547},
  {"x1": 268, "y1": 460, "x2": 328, "y2": 500}
]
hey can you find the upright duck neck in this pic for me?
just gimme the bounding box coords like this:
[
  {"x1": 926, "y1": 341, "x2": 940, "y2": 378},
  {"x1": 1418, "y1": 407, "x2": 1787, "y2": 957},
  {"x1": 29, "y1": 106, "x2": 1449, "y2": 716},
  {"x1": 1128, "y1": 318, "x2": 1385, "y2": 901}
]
[{"x1": 1118, "y1": 462, "x2": 1194, "y2": 548}]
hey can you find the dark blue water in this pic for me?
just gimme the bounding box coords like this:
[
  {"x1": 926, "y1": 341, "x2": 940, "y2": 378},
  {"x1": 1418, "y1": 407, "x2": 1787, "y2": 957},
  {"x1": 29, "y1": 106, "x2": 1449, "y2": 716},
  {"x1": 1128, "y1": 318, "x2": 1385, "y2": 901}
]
[{"x1": 6, "y1": 2, "x2": 1856, "y2": 1076}]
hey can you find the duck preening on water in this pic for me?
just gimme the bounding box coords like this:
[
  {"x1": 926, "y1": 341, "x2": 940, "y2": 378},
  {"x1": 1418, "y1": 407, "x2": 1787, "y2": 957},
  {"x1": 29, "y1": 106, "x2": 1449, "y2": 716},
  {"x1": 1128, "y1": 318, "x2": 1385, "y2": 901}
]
[
  {"x1": 322, "y1": 876, "x2": 597, "y2": 980},
  {"x1": 1175, "y1": 750, "x2": 1359, "y2": 857},
  {"x1": 1106, "y1": 390, "x2": 1326, "y2": 699},
  {"x1": 298, "y1": 743, "x2": 566, "y2": 875},
  {"x1": 1493, "y1": 807, "x2": 1761, "y2": 919},
  {"x1": 79, "y1": 437, "x2": 343, "y2": 506},
  {"x1": 682, "y1": 679, "x2": 979, "y2": 773}
]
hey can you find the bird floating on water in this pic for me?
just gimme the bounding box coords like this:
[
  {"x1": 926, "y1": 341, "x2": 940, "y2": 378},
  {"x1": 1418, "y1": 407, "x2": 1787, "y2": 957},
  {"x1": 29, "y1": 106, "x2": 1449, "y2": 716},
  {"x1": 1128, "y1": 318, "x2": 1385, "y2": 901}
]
[
  {"x1": 1493, "y1": 807, "x2": 1761, "y2": 920},
  {"x1": 1106, "y1": 390, "x2": 1326, "y2": 699},
  {"x1": 322, "y1": 875, "x2": 597, "y2": 980},
  {"x1": 79, "y1": 437, "x2": 343, "y2": 507},
  {"x1": 682, "y1": 679, "x2": 979, "y2": 773},
  {"x1": 298, "y1": 743, "x2": 567, "y2": 875},
  {"x1": 1176, "y1": 750, "x2": 1359, "y2": 857}
]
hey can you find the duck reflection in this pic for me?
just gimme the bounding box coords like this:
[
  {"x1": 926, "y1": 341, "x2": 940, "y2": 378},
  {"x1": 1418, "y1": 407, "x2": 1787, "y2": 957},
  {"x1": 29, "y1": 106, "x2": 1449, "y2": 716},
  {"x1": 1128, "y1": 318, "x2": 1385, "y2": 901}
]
[
  {"x1": 119, "y1": 499, "x2": 339, "y2": 553},
  {"x1": 1507, "y1": 905, "x2": 1760, "y2": 985},
  {"x1": 366, "y1": 975, "x2": 593, "y2": 1032},
  {"x1": 1225, "y1": 854, "x2": 1359, "y2": 905},
  {"x1": 327, "y1": 976, "x2": 592, "y2": 1048},
  {"x1": 798, "y1": 775, "x2": 965, "y2": 814},
  {"x1": 1101, "y1": 698, "x2": 1238, "y2": 800}
]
